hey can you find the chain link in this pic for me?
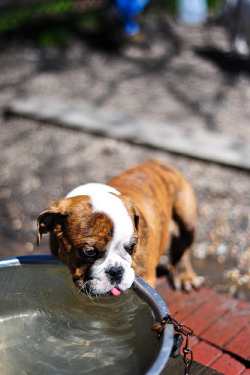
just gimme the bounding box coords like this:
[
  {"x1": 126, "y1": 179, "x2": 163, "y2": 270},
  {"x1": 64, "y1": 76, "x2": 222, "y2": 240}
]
[
  {"x1": 183, "y1": 334, "x2": 193, "y2": 375},
  {"x1": 152, "y1": 312, "x2": 194, "y2": 375}
]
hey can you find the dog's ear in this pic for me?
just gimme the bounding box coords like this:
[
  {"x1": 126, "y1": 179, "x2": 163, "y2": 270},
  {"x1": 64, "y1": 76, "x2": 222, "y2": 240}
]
[
  {"x1": 37, "y1": 202, "x2": 67, "y2": 246},
  {"x1": 120, "y1": 196, "x2": 140, "y2": 232}
]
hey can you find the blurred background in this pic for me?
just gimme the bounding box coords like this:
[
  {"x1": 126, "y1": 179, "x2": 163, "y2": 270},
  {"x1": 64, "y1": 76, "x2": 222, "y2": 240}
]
[{"x1": 0, "y1": 0, "x2": 249, "y2": 300}]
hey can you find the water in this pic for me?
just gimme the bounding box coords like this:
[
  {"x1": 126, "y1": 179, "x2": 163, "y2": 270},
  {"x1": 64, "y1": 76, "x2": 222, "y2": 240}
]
[{"x1": 0, "y1": 265, "x2": 158, "y2": 375}]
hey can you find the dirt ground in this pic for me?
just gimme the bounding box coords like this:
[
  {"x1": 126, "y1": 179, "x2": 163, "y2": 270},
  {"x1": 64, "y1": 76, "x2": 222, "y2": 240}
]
[{"x1": 0, "y1": 11, "x2": 249, "y2": 300}]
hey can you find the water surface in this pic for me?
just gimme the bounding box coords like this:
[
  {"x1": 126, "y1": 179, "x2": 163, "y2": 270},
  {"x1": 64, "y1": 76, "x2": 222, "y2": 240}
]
[{"x1": 0, "y1": 264, "x2": 158, "y2": 375}]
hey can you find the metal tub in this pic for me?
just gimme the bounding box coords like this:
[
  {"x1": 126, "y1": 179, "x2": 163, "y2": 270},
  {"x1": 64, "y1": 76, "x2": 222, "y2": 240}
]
[{"x1": 0, "y1": 255, "x2": 173, "y2": 375}]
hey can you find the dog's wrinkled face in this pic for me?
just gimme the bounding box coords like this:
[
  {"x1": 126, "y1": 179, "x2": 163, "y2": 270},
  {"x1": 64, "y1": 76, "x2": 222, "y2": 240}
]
[{"x1": 37, "y1": 184, "x2": 139, "y2": 296}]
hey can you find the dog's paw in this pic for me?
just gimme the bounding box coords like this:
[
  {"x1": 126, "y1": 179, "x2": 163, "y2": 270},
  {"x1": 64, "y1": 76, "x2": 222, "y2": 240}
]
[{"x1": 168, "y1": 266, "x2": 205, "y2": 292}]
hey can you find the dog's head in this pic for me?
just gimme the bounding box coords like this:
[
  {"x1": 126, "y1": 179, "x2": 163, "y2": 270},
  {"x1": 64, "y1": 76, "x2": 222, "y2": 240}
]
[{"x1": 37, "y1": 185, "x2": 139, "y2": 296}]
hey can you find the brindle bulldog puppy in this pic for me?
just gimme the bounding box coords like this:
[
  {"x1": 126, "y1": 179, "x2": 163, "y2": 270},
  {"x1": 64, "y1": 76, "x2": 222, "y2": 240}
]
[{"x1": 37, "y1": 159, "x2": 203, "y2": 296}]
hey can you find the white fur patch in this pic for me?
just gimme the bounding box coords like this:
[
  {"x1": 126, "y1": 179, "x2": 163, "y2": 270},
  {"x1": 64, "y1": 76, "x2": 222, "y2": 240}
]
[{"x1": 66, "y1": 183, "x2": 121, "y2": 198}]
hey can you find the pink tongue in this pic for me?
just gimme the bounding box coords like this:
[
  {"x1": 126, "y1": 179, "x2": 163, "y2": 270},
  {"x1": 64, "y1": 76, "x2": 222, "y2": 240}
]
[{"x1": 110, "y1": 287, "x2": 121, "y2": 296}]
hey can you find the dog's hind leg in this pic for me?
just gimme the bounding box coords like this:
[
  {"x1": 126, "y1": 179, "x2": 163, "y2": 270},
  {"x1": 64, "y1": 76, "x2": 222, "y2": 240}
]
[{"x1": 168, "y1": 180, "x2": 204, "y2": 291}]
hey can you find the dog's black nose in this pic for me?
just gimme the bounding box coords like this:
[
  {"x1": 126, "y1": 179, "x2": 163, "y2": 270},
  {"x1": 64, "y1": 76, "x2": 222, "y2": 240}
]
[{"x1": 106, "y1": 266, "x2": 124, "y2": 285}]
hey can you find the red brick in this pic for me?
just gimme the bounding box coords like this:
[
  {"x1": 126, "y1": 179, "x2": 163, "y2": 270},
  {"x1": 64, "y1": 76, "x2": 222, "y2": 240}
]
[
  {"x1": 167, "y1": 288, "x2": 215, "y2": 321},
  {"x1": 202, "y1": 301, "x2": 250, "y2": 347},
  {"x1": 155, "y1": 278, "x2": 184, "y2": 305},
  {"x1": 211, "y1": 353, "x2": 246, "y2": 375},
  {"x1": 180, "y1": 294, "x2": 238, "y2": 336},
  {"x1": 224, "y1": 324, "x2": 250, "y2": 360},
  {"x1": 191, "y1": 341, "x2": 222, "y2": 366},
  {"x1": 241, "y1": 369, "x2": 250, "y2": 375},
  {"x1": 189, "y1": 335, "x2": 200, "y2": 348}
]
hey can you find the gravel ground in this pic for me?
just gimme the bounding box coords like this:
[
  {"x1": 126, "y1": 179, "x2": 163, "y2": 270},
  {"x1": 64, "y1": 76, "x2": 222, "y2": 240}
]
[{"x1": 0, "y1": 12, "x2": 249, "y2": 299}]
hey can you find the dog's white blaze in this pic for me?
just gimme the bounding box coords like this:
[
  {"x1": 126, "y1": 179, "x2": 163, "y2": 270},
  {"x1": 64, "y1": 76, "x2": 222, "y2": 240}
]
[
  {"x1": 66, "y1": 183, "x2": 135, "y2": 293},
  {"x1": 66, "y1": 183, "x2": 121, "y2": 198}
]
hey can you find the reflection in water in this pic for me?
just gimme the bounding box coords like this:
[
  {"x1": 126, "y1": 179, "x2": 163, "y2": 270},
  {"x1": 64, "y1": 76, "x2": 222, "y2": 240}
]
[{"x1": 0, "y1": 265, "x2": 158, "y2": 375}]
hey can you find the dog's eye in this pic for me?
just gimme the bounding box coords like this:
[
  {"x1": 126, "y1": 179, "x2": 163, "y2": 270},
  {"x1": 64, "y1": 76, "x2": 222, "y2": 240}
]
[
  {"x1": 77, "y1": 247, "x2": 103, "y2": 264},
  {"x1": 83, "y1": 249, "x2": 96, "y2": 257},
  {"x1": 78, "y1": 248, "x2": 97, "y2": 259},
  {"x1": 125, "y1": 243, "x2": 136, "y2": 255}
]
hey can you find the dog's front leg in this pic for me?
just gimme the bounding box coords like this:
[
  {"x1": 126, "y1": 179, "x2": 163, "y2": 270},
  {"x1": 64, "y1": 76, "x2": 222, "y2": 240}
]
[{"x1": 168, "y1": 251, "x2": 204, "y2": 292}]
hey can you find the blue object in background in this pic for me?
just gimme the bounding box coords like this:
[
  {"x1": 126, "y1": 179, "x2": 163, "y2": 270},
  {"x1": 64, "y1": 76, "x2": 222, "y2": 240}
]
[
  {"x1": 178, "y1": 0, "x2": 207, "y2": 24},
  {"x1": 111, "y1": 0, "x2": 150, "y2": 36}
]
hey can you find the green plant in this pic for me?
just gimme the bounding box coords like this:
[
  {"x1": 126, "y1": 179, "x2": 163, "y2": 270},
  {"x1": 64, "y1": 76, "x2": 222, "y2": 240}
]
[{"x1": 0, "y1": 0, "x2": 74, "y2": 35}]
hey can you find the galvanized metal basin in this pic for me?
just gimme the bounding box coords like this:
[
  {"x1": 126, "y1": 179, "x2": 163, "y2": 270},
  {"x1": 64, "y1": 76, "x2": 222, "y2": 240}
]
[{"x1": 0, "y1": 255, "x2": 173, "y2": 375}]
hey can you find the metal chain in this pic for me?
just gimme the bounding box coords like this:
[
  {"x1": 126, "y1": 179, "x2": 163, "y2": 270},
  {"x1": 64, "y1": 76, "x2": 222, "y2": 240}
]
[
  {"x1": 152, "y1": 312, "x2": 194, "y2": 375},
  {"x1": 183, "y1": 334, "x2": 193, "y2": 375}
]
